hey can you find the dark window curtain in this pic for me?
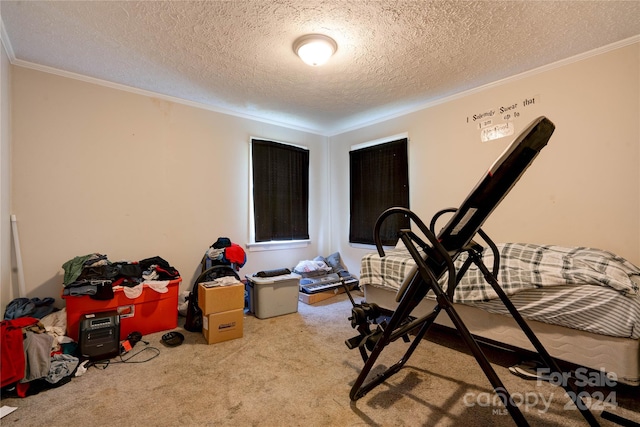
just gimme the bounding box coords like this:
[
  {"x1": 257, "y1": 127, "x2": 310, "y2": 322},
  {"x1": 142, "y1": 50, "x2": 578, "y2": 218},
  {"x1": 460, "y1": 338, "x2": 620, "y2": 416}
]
[
  {"x1": 349, "y1": 138, "x2": 409, "y2": 246},
  {"x1": 252, "y1": 139, "x2": 309, "y2": 242}
]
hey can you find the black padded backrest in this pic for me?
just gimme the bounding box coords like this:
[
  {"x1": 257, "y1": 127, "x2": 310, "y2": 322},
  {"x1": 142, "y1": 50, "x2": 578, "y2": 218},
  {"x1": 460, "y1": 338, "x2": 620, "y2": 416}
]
[{"x1": 436, "y1": 116, "x2": 555, "y2": 254}]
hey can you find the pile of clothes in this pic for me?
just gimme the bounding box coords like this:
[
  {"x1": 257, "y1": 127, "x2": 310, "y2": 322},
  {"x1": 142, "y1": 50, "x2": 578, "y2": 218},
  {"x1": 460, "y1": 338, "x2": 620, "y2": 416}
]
[
  {"x1": 4, "y1": 297, "x2": 56, "y2": 321},
  {"x1": 203, "y1": 237, "x2": 247, "y2": 271},
  {"x1": 1, "y1": 309, "x2": 78, "y2": 397},
  {"x1": 62, "y1": 254, "x2": 180, "y2": 299},
  {"x1": 1, "y1": 253, "x2": 181, "y2": 398}
]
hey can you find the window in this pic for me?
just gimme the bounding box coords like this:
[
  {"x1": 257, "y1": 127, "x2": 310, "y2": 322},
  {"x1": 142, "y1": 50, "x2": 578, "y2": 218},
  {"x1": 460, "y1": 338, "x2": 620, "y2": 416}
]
[
  {"x1": 250, "y1": 138, "x2": 309, "y2": 244},
  {"x1": 349, "y1": 136, "x2": 409, "y2": 246}
]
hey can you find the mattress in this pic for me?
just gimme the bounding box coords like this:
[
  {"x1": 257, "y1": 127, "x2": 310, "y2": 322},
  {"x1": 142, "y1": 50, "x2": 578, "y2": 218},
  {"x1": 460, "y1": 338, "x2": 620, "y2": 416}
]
[
  {"x1": 360, "y1": 242, "x2": 640, "y2": 386},
  {"x1": 361, "y1": 243, "x2": 640, "y2": 338},
  {"x1": 364, "y1": 284, "x2": 640, "y2": 386}
]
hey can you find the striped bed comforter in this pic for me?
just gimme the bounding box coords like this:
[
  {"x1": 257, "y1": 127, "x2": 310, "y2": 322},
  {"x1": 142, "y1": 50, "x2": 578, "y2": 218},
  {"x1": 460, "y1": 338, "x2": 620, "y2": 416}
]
[{"x1": 361, "y1": 243, "x2": 640, "y2": 339}]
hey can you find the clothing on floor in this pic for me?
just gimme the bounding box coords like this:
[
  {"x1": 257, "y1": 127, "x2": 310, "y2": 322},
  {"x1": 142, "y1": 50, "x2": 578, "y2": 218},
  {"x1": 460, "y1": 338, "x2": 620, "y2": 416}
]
[{"x1": 0, "y1": 317, "x2": 39, "y2": 387}]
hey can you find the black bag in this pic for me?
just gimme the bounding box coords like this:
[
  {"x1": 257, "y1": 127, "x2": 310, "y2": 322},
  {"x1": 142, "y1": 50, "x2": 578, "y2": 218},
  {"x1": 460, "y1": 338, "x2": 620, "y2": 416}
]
[
  {"x1": 184, "y1": 265, "x2": 240, "y2": 333},
  {"x1": 184, "y1": 292, "x2": 203, "y2": 332}
]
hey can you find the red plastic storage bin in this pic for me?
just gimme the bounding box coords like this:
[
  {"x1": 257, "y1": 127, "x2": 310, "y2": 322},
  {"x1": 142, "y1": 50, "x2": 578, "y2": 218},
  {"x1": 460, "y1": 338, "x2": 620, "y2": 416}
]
[{"x1": 63, "y1": 279, "x2": 181, "y2": 341}]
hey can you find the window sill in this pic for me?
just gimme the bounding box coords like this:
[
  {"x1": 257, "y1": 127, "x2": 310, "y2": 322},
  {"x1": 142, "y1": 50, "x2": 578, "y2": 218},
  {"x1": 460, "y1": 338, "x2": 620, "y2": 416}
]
[
  {"x1": 349, "y1": 242, "x2": 396, "y2": 251},
  {"x1": 246, "y1": 240, "x2": 310, "y2": 252}
]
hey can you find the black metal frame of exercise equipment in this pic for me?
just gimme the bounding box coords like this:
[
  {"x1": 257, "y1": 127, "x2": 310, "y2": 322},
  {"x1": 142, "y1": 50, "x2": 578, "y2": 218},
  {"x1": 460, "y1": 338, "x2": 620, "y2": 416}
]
[{"x1": 344, "y1": 116, "x2": 600, "y2": 426}]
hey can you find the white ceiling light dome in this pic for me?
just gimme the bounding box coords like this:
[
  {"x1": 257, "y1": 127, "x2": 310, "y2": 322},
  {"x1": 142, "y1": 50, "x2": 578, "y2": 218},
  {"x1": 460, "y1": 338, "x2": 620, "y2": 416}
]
[{"x1": 293, "y1": 34, "x2": 338, "y2": 66}]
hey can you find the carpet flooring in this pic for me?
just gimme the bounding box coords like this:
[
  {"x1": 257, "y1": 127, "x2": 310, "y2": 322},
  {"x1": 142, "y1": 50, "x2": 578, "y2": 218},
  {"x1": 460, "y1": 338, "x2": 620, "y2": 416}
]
[{"x1": 1, "y1": 292, "x2": 638, "y2": 426}]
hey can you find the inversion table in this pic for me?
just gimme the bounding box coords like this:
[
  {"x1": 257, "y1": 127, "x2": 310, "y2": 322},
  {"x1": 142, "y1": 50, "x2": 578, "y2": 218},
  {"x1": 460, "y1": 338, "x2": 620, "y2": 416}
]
[{"x1": 345, "y1": 116, "x2": 600, "y2": 426}]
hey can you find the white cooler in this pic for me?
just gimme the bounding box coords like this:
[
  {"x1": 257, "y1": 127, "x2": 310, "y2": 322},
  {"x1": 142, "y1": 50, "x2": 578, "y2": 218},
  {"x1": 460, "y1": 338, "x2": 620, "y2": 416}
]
[{"x1": 245, "y1": 273, "x2": 301, "y2": 319}]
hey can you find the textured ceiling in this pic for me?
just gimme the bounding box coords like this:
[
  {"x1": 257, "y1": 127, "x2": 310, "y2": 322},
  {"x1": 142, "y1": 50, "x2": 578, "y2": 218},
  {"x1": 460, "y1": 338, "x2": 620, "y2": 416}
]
[{"x1": 1, "y1": 1, "x2": 639, "y2": 135}]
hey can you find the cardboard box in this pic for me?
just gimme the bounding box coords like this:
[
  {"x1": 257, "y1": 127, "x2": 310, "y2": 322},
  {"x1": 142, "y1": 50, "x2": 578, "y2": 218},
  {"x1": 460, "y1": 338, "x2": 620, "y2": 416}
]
[
  {"x1": 245, "y1": 273, "x2": 300, "y2": 319},
  {"x1": 63, "y1": 279, "x2": 181, "y2": 341},
  {"x1": 299, "y1": 287, "x2": 346, "y2": 305},
  {"x1": 202, "y1": 309, "x2": 243, "y2": 344},
  {"x1": 198, "y1": 282, "x2": 244, "y2": 315}
]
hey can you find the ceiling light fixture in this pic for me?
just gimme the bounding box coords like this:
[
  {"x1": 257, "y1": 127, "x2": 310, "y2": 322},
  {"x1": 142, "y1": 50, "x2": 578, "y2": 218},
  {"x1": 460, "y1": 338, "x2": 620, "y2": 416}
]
[{"x1": 293, "y1": 34, "x2": 337, "y2": 66}]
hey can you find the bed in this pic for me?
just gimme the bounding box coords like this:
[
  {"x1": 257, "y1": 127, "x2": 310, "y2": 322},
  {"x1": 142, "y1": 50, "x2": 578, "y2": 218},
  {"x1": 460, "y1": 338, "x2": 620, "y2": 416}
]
[{"x1": 360, "y1": 241, "x2": 640, "y2": 386}]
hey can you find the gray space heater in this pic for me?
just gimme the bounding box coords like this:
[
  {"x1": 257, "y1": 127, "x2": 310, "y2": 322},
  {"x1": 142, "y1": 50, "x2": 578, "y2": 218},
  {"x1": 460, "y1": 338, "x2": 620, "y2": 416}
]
[{"x1": 78, "y1": 310, "x2": 120, "y2": 360}]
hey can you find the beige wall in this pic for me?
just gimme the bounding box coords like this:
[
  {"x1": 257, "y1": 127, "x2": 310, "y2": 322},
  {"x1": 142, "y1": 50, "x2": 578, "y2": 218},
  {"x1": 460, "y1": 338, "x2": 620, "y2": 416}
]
[
  {"x1": 5, "y1": 41, "x2": 639, "y2": 307},
  {"x1": 330, "y1": 43, "x2": 640, "y2": 274},
  {"x1": 1, "y1": 36, "x2": 12, "y2": 311},
  {"x1": 9, "y1": 68, "x2": 328, "y2": 304}
]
